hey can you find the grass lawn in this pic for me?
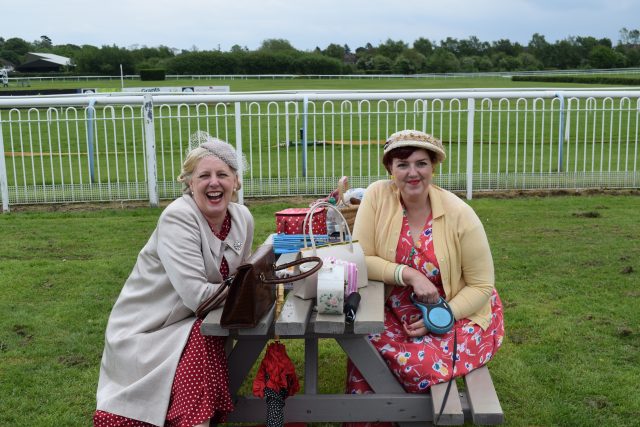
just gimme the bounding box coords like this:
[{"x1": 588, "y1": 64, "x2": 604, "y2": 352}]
[
  {"x1": 0, "y1": 74, "x2": 625, "y2": 94},
  {"x1": 0, "y1": 192, "x2": 639, "y2": 426}
]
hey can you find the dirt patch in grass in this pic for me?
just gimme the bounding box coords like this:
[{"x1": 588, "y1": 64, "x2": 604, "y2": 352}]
[
  {"x1": 13, "y1": 324, "x2": 33, "y2": 346},
  {"x1": 616, "y1": 326, "x2": 634, "y2": 337},
  {"x1": 58, "y1": 354, "x2": 90, "y2": 367},
  {"x1": 471, "y1": 188, "x2": 640, "y2": 199},
  {"x1": 584, "y1": 395, "x2": 611, "y2": 410},
  {"x1": 7, "y1": 196, "x2": 313, "y2": 213},
  {"x1": 572, "y1": 211, "x2": 602, "y2": 218},
  {"x1": 8, "y1": 200, "x2": 170, "y2": 213},
  {"x1": 6, "y1": 189, "x2": 639, "y2": 213}
]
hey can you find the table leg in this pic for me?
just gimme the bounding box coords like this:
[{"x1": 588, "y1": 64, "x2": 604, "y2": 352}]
[
  {"x1": 304, "y1": 337, "x2": 318, "y2": 394},
  {"x1": 338, "y1": 336, "x2": 430, "y2": 427},
  {"x1": 226, "y1": 337, "x2": 269, "y2": 395},
  {"x1": 336, "y1": 335, "x2": 404, "y2": 393}
]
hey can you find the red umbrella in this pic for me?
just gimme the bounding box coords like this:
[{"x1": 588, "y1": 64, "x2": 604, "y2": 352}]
[
  {"x1": 252, "y1": 285, "x2": 300, "y2": 427},
  {"x1": 252, "y1": 341, "x2": 300, "y2": 398}
]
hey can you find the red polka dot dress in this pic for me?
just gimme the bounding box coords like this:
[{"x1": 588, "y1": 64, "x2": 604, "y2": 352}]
[
  {"x1": 345, "y1": 211, "x2": 504, "y2": 427},
  {"x1": 94, "y1": 213, "x2": 235, "y2": 427}
]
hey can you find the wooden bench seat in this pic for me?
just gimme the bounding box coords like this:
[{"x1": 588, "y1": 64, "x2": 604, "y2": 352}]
[{"x1": 463, "y1": 365, "x2": 504, "y2": 425}]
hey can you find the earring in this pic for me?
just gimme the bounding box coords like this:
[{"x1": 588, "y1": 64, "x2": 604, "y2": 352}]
[{"x1": 390, "y1": 174, "x2": 394, "y2": 179}]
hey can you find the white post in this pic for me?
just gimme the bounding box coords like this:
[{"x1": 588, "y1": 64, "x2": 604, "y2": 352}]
[
  {"x1": 0, "y1": 125, "x2": 9, "y2": 212},
  {"x1": 466, "y1": 98, "x2": 475, "y2": 200},
  {"x1": 556, "y1": 92, "x2": 566, "y2": 172},
  {"x1": 302, "y1": 95, "x2": 308, "y2": 178},
  {"x1": 143, "y1": 94, "x2": 159, "y2": 207},
  {"x1": 234, "y1": 102, "x2": 244, "y2": 204},
  {"x1": 120, "y1": 64, "x2": 124, "y2": 90}
]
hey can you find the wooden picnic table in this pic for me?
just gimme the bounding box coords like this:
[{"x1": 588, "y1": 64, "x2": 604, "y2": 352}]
[{"x1": 201, "y1": 242, "x2": 503, "y2": 425}]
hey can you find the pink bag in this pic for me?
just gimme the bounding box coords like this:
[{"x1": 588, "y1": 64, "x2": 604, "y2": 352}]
[
  {"x1": 323, "y1": 256, "x2": 358, "y2": 296},
  {"x1": 276, "y1": 207, "x2": 327, "y2": 235}
]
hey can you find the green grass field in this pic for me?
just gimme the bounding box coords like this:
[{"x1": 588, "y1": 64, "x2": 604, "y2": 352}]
[
  {"x1": 0, "y1": 74, "x2": 625, "y2": 93},
  {"x1": 0, "y1": 193, "x2": 639, "y2": 426}
]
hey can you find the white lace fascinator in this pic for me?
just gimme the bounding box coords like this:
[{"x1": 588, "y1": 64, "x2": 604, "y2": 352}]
[{"x1": 187, "y1": 130, "x2": 249, "y2": 173}]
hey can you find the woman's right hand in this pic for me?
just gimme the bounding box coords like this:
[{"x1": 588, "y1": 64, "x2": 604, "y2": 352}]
[{"x1": 403, "y1": 266, "x2": 440, "y2": 304}]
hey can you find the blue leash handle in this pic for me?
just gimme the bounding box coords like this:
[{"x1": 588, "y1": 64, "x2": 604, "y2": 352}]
[
  {"x1": 409, "y1": 293, "x2": 455, "y2": 334},
  {"x1": 409, "y1": 292, "x2": 457, "y2": 424}
]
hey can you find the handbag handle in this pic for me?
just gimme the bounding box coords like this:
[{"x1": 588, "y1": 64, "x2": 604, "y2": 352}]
[
  {"x1": 196, "y1": 256, "x2": 323, "y2": 317},
  {"x1": 261, "y1": 256, "x2": 323, "y2": 285},
  {"x1": 195, "y1": 275, "x2": 234, "y2": 318},
  {"x1": 302, "y1": 201, "x2": 355, "y2": 254}
]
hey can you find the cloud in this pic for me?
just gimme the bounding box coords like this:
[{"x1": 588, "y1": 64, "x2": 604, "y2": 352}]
[{"x1": 2, "y1": 0, "x2": 638, "y2": 51}]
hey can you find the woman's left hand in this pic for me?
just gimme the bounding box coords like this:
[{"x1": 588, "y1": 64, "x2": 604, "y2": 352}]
[
  {"x1": 404, "y1": 266, "x2": 440, "y2": 304},
  {"x1": 403, "y1": 318, "x2": 428, "y2": 337}
]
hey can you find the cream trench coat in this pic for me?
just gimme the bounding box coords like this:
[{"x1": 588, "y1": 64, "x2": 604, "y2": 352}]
[{"x1": 96, "y1": 195, "x2": 254, "y2": 426}]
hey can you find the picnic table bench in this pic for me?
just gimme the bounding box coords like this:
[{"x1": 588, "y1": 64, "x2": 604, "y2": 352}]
[{"x1": 201, "y1": 243, "x2": 503, "y2": 425}]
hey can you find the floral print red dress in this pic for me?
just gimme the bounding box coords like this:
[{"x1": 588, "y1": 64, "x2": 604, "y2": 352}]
[
  {"x1": 94, "y1": 213, "x2": 234, "y2": 427},
  {"x1": 346, "y1": 211, "x2": 504, "y2": 413}
]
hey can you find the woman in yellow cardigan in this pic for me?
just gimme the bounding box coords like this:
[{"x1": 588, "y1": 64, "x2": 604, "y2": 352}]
[{"x1": 348, "y1": 130, "x2": 504, "y2": 418}]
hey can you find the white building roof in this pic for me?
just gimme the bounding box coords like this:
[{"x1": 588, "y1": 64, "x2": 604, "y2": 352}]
[{"x1": 24, "y1": 52, "x2": 72, "y2": 66}]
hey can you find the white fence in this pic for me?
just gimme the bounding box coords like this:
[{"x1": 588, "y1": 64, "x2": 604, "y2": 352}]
[{"x1": 1, "y1": 89, "x2": 639, "y2": 212}]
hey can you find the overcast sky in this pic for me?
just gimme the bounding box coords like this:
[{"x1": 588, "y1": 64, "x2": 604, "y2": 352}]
[{"x1": 3, "y1": 0, "x2": 638, "y2": 51}]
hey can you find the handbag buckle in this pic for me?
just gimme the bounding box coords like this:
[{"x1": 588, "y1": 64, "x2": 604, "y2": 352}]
[{"x1": 223, "y1": 275, "x2": 235, "y2": 287}]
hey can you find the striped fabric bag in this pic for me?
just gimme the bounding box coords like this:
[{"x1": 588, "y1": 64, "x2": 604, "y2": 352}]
[{"x1": 322, "y1": 256, "x2": 358, "y2": 296}]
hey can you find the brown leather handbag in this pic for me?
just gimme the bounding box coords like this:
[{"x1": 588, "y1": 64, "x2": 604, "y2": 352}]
[{"x1": 196, "y1": 244, "x2": 322, "y2": 329}]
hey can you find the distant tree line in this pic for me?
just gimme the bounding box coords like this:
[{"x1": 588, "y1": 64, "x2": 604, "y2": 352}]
[{"x1": 1, "y1": 29, "x2": 640, "y2": 75}]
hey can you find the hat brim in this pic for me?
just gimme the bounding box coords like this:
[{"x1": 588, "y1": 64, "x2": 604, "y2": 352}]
[{"x1": 383, "y1": 140, "x2": 446, "y2": 164}]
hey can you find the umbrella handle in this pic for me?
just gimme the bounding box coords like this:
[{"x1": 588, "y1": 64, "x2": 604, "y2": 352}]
[{"x1": 274, "y1": 283, "x2": 285, "y2": 341}]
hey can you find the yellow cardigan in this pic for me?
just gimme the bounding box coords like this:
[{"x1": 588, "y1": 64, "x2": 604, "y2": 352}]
[{"x1": 352, "y1": 180, "x2": 495, "y2": 330}]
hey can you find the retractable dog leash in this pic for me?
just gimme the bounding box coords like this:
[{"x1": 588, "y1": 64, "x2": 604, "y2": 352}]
[
  {"x1": 410, "y1": 293, "x2": 457, "y2": 425},
  {"x1": 409, "y1": 293, "x2": 455, "y2": 334}
]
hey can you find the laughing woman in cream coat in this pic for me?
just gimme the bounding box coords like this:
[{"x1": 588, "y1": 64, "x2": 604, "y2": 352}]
[
  {"x1": 94, "y1": 132, "x2": 253, "y2": 427},
  {"x1": 347, "y1": 130, "x2": 504, "y2": 425}
]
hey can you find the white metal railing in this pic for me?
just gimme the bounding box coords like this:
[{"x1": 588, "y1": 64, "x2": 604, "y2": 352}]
[{"x1": 1, "y1": 89, "x2": 639, "y2": 212}]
